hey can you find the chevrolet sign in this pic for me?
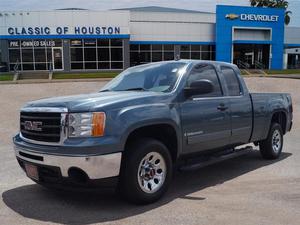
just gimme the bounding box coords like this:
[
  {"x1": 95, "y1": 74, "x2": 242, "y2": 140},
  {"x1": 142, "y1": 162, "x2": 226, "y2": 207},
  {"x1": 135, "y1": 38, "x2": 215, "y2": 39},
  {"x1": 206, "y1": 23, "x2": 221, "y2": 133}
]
[
  {"x1": 226, "y1": 13, "x2": 279, "y2": 22},
  {"x1": 240, "y1": 14, "x2": 279, "y2": 22},
  {"x1": 225, "y1": 14, "x2": 239, "y2": 20}
]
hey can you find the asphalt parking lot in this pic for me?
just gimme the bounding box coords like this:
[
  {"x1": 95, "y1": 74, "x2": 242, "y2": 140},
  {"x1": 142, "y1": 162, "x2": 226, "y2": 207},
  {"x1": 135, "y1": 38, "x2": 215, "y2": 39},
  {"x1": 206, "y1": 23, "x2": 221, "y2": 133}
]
[{"x1": 0, "y1": 77, "x2": 299, "y2": 225}]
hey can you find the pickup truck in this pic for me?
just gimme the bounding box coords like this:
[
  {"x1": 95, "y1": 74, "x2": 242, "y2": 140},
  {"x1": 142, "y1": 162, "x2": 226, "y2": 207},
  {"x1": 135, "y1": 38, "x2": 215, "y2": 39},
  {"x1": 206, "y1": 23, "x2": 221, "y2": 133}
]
[{"x1": 13, "y1": 60, "x2": 293, "y2": 204}]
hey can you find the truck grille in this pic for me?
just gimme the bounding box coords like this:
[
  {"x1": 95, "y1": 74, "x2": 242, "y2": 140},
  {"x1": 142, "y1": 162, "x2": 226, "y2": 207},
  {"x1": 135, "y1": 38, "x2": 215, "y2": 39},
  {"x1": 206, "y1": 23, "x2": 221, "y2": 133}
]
[{"x1": 20, "y1": 112, "x2": 61, "y2": 143}]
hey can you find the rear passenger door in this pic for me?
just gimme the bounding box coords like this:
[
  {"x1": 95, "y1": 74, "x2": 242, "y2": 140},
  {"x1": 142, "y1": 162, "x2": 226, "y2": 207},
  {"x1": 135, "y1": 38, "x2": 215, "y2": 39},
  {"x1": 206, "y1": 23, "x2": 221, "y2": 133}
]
[
  {"x1": 220, "y1": 66, "x2": 252, "y2": 145},
  {"x1": 180, "y1": 64, "x2": 231, "y2": 154}
]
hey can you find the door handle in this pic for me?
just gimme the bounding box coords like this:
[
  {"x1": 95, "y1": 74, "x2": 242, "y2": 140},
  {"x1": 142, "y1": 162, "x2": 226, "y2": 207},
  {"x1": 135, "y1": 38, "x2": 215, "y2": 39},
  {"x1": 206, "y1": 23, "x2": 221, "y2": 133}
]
[{"x1": 217, "y1": 104, "x2": 228, "y2": 111}]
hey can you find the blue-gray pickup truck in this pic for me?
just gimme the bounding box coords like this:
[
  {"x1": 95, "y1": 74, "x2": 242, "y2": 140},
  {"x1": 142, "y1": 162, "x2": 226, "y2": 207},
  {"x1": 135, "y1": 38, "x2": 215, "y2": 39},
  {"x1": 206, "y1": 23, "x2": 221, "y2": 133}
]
[{"x1": 13, "y1": 60, "x2": 293, "y2": 204}]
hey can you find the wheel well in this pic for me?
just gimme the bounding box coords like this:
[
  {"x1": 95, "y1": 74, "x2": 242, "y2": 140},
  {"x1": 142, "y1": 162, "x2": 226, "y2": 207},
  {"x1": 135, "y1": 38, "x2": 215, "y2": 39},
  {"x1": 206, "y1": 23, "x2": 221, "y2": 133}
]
[
  {"x1": 125, "y1": 124, "x2": 178, "y2": 161},
  {"x1": 271, "y1": 111, "x2": 287, "y2": 134}
]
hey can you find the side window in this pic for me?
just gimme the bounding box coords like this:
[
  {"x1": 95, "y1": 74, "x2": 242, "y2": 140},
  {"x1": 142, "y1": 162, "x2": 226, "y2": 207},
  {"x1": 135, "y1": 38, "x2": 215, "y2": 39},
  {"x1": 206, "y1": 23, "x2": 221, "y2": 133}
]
[
  {"x1": 221, "y1": 67, "x2": 242, "y2": 96},
  {"x1": 187, "y1": 64, "x2": 222, "y2": 97}
]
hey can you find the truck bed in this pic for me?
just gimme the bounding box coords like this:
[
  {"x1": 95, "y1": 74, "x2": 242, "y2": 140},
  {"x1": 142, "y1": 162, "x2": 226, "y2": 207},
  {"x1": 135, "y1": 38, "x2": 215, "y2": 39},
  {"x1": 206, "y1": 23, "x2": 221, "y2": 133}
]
[{"x1": 250, "y1": 92, "x2": 292, "y2": 142}]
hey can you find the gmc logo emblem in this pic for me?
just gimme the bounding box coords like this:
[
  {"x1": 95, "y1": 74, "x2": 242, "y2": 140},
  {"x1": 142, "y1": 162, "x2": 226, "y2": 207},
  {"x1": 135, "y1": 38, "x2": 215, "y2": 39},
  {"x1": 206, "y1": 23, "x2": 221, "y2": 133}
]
[{"x1": 24, "y1": 121, "x2": 43, "y2": 132}]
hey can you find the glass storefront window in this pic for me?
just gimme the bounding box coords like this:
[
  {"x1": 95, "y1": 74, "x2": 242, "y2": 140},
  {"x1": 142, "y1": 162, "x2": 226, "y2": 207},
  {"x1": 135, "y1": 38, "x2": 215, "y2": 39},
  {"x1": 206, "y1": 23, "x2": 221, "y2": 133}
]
[
  {"x1": 71, "y1": 39, "x2": 83, "y2": 47},
  {"x1": 34, "y1": 49, "x2": 46, "y2": 62},
  {"x1": 85, "y1": 62, "x2": 97, "y2": 69},
  {"x1": 152, "y1": 45, "x2": 163, "y2": 51},
  {"x1": 111, "y1": 48, "x2": 123, "y2": 61},
  {"x1": 8, "y1": 39, "x2": 62, "y2": 71},
  {"x1": 111, "y1": 39, "x2": 123, "y2": 47},
  {"x1": 181, "y1": 45, "x2": 190, "y2": 51},
  {"x1": 71, "y1": 48, "x2": 83, "y2": 61},
  {"x1": 22, "y1": 63, "x2": 34, "y2": 70},
  {"x1": 70, "y1": 39, "x2": 124, "y2": 70},
  {"x1": 140, "y1": 45, "x2": 151, "y2": 51},
  {"x1": 152, "y1": 52, "x2": 163, "y2": 62},
  {"x1": 46, "y1": 48, "x2": 52, "y2": 62},
  {"x1": 21, "y1": 49, "x2": 34, "y2": 62},
  {"x1": 180, "y1": 52, "x2": 190, "y2": 59},
  {"x1": 98, "y1": 48, "x2": 110, "y2": 61},
  {"x1": 97, "y1": 39, "x2": 110, "y2": 47},
  {"x1": 84, "y1": 48, "x2": 97, "y2": 61},
  {"x1": 191, "y1": 52, "x2": 200, "y2": 59},
  {"x1": 111, "y1": 62, "x2": 123, "y2": 69},
  {"x1": 98, "y1": 62, "x2": 110, "y2": 69},
  {"x1": 191, "y1": 45, "x2": 201, "y2": 51},
  {"x1": 130, "y1": 44, "x2": 215, "y2": 66},
  {"x1": 130, "y1": 44, "x2": 139, "y2": 51},
  {"x1": 201, "y1": 51, "x2": 211, "y2": 60},
  {"x1": 71, "y1": 62, "x2": 84, "y2": 70},
  {"x1": 164, "y1": 45, "x2": 174, "y2": 51},
  {"x1": 140, "y1": 52, "x2": 151, "y2": 63},
  {"x1": 130, "y1": 44, "x2": 175, "y2": 66},
  {"x1": 180, "y1": 44, "x2": 215, "y2": 60},
  {"x1": 84, "y1": 39, "x2": 96, "y2": 47},
  {"x1": 35, "y1": 63, "x2": 47, "y2": 70},
  {"x1": 8, "y1": 49, "x2": 20, "y2": 63},
  {"x1": 164, "y1": 52, "x2": 174, "y2": 61}
]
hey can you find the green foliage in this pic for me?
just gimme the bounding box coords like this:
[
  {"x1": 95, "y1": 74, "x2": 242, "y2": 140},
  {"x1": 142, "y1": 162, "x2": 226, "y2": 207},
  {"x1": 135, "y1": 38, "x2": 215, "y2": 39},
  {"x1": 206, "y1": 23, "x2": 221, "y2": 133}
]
[
  {"x1": 53, "y1": 72, "x2": 119, "y2": 79},
  {"x1": 249, "y1": 0, "x2": 292, "y2": 25},
  {"x1": 0, "y1": 74, "x2": 13, "y2": 81}
]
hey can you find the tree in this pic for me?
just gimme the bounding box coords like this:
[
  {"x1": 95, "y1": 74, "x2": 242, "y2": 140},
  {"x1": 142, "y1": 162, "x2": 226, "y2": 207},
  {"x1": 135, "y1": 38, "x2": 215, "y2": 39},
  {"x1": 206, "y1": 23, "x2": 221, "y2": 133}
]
[{"x1": 249, "y1": 0, "x2": 292, "y2": 25}]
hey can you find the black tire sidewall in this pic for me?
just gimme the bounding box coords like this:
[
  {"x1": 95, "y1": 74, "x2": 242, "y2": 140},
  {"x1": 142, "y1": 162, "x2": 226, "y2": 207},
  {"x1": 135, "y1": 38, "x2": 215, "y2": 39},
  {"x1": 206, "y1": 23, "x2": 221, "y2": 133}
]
[{"x1": 120, "y1": 138, "x2": 173, "y2": 204}]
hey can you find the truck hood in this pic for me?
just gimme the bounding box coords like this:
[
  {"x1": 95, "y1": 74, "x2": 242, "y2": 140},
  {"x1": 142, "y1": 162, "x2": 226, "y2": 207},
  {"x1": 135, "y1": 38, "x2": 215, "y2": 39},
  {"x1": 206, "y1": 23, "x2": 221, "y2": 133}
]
[{"x1": 24, "y1": 91, "x2": 162, "y2": 112}]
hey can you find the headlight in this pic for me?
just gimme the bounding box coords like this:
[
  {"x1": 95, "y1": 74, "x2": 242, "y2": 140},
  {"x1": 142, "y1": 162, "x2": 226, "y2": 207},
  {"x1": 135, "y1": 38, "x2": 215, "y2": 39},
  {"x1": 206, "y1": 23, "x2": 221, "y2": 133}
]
[{"x1": 68, "y1": 112, "x2": 106, "y2": 137}]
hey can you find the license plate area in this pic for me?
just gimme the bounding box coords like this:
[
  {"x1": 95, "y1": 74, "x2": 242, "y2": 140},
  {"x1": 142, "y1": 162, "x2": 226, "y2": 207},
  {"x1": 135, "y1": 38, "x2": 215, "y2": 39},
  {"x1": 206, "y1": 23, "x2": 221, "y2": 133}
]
[{"x1": 24, "y1": 163, "x2": 39, "y2": 181}]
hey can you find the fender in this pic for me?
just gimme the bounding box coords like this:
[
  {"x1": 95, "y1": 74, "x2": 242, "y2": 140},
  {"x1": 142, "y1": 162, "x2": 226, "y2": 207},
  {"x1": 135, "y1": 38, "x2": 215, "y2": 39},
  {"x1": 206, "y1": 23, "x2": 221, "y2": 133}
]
[{"x1": 116, "y1": 103, "x2": 183, "y2": 157}]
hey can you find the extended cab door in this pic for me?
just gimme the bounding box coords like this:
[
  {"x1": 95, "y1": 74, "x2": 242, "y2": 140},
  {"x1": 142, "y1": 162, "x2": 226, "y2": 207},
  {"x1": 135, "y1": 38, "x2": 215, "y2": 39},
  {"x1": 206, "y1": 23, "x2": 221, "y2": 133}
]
[
  {"x1": 180, "y1": 64, "x2": 231, "y2": 154},
  {"x1": 220, "y1": 66, "x2": 252, "y2": 145}
]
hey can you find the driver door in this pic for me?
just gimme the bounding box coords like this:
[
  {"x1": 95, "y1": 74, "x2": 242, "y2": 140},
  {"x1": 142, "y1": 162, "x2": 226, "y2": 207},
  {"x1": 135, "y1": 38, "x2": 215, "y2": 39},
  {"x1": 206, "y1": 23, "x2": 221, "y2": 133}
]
[{"x1": 180, "y1": 64, "x2": 231, "y2": 154}]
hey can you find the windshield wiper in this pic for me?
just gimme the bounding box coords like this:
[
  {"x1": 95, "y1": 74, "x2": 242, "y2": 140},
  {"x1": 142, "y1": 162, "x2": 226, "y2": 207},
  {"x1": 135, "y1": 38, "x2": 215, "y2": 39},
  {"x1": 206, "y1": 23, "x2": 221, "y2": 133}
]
[
  {"x1": 122, "y1": 87, "x2": 147, "y2": 91},
  {"x1": 99, "y1": 89, "x2": 111, "y2": 92}
]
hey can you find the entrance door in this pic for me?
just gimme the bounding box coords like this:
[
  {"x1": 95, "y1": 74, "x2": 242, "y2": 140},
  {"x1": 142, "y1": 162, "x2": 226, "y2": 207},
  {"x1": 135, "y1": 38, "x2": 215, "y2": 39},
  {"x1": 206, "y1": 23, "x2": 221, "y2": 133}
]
[
  {"x1": 52, "y1": 47, "x2": 63, "y2": 70},
  {"x1": 245, "y1": 52, "x2": 254, "y2": 66},
  {"x1": 233, "y1": 44, "x2": 270, "y2": 69}
]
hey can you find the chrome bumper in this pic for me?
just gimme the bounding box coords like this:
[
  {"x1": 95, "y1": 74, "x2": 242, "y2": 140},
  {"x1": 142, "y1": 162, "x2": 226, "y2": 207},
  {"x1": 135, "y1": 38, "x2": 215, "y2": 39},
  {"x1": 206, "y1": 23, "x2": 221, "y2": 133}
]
[{"x1": 14, "y1": 145, "x2": 122, "y2": 179}]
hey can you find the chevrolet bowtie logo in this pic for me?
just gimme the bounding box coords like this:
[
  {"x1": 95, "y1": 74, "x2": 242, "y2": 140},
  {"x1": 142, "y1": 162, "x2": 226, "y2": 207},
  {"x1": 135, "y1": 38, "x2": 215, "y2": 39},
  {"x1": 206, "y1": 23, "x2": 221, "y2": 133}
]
[{"x1": 225, "y1": 14, "x2": 239, "y2": 20}]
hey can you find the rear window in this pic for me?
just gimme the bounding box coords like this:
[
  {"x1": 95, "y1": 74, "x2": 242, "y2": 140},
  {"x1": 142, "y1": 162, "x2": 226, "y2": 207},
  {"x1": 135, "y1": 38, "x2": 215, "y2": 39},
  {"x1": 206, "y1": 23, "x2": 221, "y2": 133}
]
[{"x1": 221, "y1": 67, "x2": 242, "y2": 96}]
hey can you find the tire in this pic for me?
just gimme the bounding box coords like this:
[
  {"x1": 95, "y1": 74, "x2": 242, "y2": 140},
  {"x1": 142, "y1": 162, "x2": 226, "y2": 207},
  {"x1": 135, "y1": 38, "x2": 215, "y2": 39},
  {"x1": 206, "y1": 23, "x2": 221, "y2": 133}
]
[
  {"x1": 119, "y1": 138, "x2": 173, "y2": 204},
  {"x1": 259, "y1": 123, "x2": 283, "y2": 159}
]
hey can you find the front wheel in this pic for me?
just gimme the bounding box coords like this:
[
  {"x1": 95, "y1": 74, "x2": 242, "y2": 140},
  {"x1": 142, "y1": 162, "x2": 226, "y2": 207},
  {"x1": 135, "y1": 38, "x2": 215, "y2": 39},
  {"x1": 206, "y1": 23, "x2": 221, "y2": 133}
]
[
  {"x1": 259, "y1": 123, "x2": 283, "y2": 159},
  {"x1": 119, "y1": 138, "x2": 173, "y2": 204}
]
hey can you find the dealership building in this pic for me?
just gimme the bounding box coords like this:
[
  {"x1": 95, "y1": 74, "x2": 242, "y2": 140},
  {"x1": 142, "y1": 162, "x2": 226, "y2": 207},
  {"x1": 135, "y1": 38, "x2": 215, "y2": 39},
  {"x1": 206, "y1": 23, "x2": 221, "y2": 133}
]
[{"x1": 0, "y1": 5, "x2": 300, "y2": 73}]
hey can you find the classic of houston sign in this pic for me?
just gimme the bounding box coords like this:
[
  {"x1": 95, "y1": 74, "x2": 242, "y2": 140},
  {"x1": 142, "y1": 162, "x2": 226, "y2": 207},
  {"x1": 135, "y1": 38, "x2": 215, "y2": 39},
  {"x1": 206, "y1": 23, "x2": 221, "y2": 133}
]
[
  {"x1": 7, "y1": 26, "x2": 121, "y2": 35},
  {"x1": 226, "y1": 13, "x2": 279, "y2": 22}
]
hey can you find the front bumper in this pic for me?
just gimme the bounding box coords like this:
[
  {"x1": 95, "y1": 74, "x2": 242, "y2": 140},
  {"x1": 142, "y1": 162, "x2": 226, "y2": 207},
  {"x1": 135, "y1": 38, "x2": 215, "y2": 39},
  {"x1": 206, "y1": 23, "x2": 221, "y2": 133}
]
[{"x1": 14, "y1": 144, "x2": 122, "y2": 185}]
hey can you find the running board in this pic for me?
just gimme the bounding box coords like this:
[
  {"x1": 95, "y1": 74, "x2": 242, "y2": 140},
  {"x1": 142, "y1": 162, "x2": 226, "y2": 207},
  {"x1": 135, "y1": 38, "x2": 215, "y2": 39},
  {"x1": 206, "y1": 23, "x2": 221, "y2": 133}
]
[{"x1": 179, "y1": 146, "x2": 253, "y2": 172}]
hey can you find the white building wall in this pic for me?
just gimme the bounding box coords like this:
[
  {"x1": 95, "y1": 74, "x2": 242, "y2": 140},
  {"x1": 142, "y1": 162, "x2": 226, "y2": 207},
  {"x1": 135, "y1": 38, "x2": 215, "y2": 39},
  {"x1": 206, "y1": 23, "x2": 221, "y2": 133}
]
[
  {"x1": 285, "y1": 27, "x2": 300, "y2": 45},
  {"x1": 0, "y1": 10, "x2": 130, "y2": 36},
  {"x1": 129, "y1": 11, "x2": 216, "y2": 42}
]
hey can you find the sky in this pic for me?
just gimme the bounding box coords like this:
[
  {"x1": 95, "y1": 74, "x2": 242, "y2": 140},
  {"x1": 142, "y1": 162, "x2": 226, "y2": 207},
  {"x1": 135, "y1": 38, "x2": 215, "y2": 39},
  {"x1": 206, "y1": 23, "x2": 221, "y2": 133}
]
[{"x1": 0, "y1": 0, "x2": 299, "y2": 26}]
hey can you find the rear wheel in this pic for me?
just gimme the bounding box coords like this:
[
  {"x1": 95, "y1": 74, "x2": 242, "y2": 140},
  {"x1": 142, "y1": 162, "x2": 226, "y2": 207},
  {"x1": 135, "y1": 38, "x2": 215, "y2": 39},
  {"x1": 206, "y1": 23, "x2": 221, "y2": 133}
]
[
  {"x1": 259, "y1": 123, "x2": 283, "y2": 159},
  {"x1": 119, "y1": 138, "x2": 172, "y2": 204}
]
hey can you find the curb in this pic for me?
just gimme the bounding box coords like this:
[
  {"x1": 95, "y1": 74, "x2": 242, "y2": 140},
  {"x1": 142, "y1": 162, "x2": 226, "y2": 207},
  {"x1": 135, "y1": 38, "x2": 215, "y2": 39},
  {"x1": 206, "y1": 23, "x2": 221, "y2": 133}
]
[
  {"x1": 243, "y1": 74, "x2": 300, "y2": 79},
  {"x1": 1, "y1": 74, "x2": 300, "y2": 85},
  {"x1": 0, "y1": 78, "x2": 113, "y2": 85}
]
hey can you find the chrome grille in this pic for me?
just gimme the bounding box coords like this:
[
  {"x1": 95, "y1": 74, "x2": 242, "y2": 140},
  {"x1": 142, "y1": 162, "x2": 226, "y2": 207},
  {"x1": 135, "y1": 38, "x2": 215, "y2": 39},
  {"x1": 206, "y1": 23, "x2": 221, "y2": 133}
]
[{"x1": 20, "y1": 111, "x2": 61, "y2": 143}]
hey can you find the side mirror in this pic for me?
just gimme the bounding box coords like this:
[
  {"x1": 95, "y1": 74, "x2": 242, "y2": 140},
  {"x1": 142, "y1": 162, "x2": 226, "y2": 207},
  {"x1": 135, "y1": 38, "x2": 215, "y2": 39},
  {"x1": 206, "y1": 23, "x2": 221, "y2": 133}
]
[{"x1": 184, "y1": 79, "x2": 214, "y2": 97}]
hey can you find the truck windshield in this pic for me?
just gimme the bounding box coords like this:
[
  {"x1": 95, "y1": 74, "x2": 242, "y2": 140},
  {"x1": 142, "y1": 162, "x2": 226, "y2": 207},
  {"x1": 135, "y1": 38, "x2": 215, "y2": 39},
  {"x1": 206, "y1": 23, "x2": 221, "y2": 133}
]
[{"x1": 100, "y1": 62, "x2": 187, "y2": 93}]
